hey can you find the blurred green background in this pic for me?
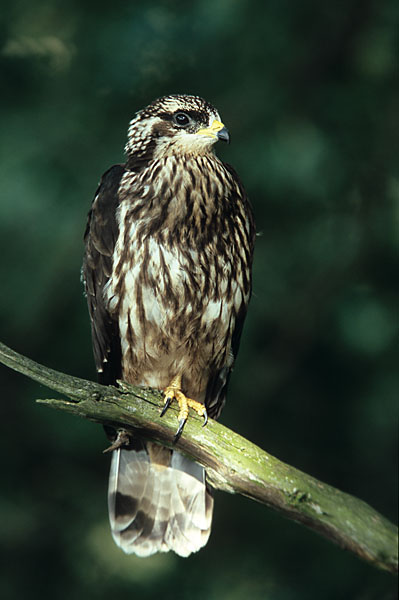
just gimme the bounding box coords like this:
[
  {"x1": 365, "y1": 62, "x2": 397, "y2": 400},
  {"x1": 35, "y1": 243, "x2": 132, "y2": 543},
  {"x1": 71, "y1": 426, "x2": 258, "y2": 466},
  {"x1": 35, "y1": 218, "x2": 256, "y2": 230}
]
[{"x1": 0, "y1": 1, "x2": 397, "y2": 599}]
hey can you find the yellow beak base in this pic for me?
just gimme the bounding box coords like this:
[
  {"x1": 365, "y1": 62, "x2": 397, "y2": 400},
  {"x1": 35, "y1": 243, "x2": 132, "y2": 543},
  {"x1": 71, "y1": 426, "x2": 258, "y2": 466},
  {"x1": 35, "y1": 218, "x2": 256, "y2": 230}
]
[{"x1": 197, "y1": 119, "x2": 230, "y2": 143}]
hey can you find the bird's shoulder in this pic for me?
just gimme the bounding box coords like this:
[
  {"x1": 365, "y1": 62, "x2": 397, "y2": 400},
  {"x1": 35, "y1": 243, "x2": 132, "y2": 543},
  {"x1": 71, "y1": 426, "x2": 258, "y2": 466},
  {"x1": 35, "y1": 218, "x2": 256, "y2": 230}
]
[
  {"x1": 220, "y1": 160, "x2": 256, "y2": 239},
  {"x1": 84, "y1": 164, "x2": 126, "y2": 241}
]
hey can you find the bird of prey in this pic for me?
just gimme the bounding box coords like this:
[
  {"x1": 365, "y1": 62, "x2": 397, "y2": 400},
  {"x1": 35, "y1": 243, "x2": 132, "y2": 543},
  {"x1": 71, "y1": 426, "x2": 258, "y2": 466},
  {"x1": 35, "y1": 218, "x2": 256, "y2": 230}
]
[{"x1": 82, "y1": 94, "x2": 255, "y2": 557}]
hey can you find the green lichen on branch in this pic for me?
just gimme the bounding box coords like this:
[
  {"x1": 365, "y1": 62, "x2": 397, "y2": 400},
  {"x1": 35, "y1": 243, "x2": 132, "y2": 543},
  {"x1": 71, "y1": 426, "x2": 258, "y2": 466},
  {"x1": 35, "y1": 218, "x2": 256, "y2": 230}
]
[{"x1": 0, "y1": 341, "x2": 397, "y2": 574}]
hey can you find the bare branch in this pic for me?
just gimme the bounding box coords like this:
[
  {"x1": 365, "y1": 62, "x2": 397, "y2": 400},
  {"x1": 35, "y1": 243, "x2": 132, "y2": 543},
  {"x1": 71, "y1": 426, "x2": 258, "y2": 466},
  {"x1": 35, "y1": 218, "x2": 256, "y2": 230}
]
[{"x1": 0, "y1": 341, "x2": 397, "y2": 574}]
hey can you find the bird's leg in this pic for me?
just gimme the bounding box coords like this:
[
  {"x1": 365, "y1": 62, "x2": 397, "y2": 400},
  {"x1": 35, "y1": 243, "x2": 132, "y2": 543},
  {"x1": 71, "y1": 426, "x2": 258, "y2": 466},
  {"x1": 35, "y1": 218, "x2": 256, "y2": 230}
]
[{"x1": 161, "y1": 374, "x2": 208, "y2": 441}]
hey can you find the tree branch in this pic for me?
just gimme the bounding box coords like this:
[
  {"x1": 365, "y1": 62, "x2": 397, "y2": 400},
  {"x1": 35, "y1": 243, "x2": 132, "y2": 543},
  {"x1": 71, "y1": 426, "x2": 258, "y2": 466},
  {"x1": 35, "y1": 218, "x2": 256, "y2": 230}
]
[{"x1": 1, "y1": 341, "x2": 397, "y2": 574}]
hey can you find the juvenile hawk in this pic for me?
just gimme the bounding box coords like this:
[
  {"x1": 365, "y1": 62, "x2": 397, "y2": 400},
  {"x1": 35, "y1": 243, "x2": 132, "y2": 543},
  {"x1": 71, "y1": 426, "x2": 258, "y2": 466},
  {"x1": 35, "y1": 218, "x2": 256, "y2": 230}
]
[{"x1": 82, "y1": 94, "x2": 255, "y2": 557}]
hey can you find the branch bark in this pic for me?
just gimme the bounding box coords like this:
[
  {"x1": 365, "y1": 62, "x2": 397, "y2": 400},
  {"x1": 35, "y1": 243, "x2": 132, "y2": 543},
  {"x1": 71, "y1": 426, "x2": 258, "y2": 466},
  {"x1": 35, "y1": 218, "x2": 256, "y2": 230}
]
[{"x1": 1, "y1": 341, "x2": 397, "y2": 574}]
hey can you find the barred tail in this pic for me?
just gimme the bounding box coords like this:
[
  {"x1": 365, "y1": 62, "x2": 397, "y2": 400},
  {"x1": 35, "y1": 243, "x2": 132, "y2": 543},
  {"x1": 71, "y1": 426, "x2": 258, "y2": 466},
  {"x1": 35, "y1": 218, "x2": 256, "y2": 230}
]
[{"x1": 107, "y1": 442, "x2": 213, "y2": 557}]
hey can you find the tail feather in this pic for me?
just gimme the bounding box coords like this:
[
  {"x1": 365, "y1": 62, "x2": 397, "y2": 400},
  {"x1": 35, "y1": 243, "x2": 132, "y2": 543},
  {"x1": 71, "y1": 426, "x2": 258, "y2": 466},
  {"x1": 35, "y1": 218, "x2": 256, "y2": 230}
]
[
  {"x1": 108, "y1": 447, "x2": 156, "y2": 546},
  {"x1": 108, "y1": 443, "x2": 213, "y2": 557}
]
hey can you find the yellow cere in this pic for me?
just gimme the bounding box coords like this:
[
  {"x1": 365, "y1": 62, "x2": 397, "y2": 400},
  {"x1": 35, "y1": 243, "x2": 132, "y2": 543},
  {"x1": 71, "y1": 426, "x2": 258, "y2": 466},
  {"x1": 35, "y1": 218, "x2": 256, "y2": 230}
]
[{"x1": 197, "y1": 119, "x2": 226, "y2": 137}]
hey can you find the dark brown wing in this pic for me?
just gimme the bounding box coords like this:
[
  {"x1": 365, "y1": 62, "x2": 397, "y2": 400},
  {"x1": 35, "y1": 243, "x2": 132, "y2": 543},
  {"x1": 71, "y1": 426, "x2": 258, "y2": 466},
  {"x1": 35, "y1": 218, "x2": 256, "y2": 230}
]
[
  {"x1": 82, "y1": 164, "x2": 125, "y2": 385},
  {"x1": 204, "y1": 161, "x2": 256, "y2": 419}
]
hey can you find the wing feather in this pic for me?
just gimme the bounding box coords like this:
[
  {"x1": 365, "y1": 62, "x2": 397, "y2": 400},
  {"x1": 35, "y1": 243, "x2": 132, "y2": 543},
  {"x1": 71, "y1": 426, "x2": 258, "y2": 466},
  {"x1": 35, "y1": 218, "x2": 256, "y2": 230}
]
[
  {"x1": 205, "y1": 161, "x2": 256, "y2": 419},
  {"x1": 82, "y1": 164, "x2": 125, "y2": 385}
]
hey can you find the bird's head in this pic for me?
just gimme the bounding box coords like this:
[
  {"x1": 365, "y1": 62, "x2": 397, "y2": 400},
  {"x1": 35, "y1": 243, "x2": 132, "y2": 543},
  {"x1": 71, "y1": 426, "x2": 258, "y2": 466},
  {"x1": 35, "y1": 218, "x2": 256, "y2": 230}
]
[{"x1": 125, "y1": 94, "x2": 229, "y2": 166}]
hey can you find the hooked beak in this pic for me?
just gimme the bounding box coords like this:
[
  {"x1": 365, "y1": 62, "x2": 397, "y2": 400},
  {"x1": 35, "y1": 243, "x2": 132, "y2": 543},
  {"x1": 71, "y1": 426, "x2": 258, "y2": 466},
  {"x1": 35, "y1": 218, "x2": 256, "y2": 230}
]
[
  {"x1": 197, "y1": 119, "x2": 230, "y2": 144},
  {"x1": 216, "y1": 126, "x2": 230, "y2": 143}
]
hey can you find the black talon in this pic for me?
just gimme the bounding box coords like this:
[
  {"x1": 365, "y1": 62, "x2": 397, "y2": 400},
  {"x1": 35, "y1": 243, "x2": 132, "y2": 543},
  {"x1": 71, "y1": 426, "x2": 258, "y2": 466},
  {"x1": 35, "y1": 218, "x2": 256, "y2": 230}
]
[
  {"x1": 202, "y1": 409, "x2": 208, "y2": 427},
  {"x1": 174, "y1": 418, "x2": 187, "y2": 443},
  {"x1": 160, "y1": 397, "x2": 172, "y2": 417}
]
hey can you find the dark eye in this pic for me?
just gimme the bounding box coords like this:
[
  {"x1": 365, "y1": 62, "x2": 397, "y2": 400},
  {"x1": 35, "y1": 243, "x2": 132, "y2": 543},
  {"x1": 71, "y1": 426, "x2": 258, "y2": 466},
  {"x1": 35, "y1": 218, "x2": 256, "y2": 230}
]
[{"x1": 174, "y1": 112, "x2": 190, "y2": 127}]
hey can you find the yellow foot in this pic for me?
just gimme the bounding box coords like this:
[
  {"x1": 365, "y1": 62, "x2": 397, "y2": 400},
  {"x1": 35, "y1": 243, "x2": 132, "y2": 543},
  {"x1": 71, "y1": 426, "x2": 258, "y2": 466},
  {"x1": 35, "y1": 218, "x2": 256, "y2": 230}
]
[{"x1": 161, "y1": 374, "x2": 208, "y2": 441}]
